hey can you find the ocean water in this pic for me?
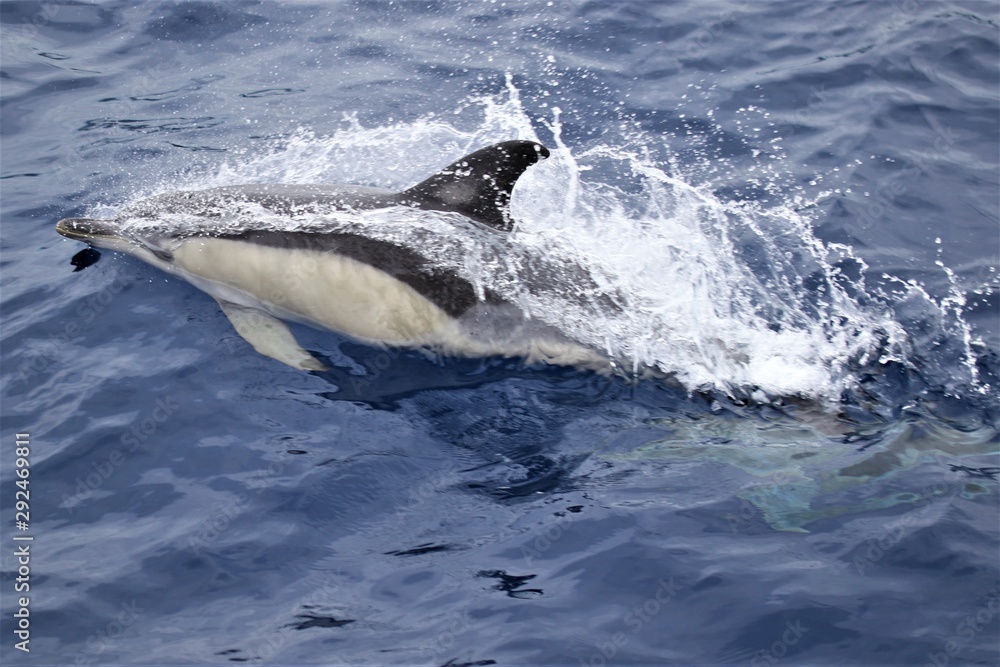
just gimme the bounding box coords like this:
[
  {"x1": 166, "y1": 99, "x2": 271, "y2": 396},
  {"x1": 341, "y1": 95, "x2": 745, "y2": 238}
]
[{"x1": 1, "y1": 1, "x2": 998, "y2": 665}]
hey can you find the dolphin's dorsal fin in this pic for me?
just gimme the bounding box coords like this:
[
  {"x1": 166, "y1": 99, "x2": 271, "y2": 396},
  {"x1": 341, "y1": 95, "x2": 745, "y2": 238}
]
[{"x1": 400, "y1": 140, "x2": 550, "y2": 231}]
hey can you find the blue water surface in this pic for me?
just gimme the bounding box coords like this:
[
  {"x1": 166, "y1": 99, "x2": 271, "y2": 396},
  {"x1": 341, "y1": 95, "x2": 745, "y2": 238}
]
[{"x1": 1, "y1": 2, "x2": 998, "y2": 666}]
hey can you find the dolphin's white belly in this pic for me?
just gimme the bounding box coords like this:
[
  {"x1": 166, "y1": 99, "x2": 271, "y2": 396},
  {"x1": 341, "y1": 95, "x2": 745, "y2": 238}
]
[
  {"x1": 171, "y1": 237, "x2": 460, "y2": 346},
  {"x1": 168, "y1": 237, "x2": 610, "y2": 369}
]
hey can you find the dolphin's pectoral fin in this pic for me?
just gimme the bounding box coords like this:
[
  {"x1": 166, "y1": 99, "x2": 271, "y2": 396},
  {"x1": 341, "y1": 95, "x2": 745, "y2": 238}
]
[{"x1": 216, "y1": 300, "x2": 329, "y2": 372}]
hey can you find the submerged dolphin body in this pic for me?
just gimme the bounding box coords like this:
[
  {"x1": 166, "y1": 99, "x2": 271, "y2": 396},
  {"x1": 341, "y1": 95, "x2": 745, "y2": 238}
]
[{"x1": 56, "y1": 141, "x2": 608, "y2": 372}]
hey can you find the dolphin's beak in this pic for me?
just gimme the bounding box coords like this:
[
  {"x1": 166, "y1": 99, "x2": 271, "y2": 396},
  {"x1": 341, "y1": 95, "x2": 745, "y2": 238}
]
[
  {"x1": 55, "y1": 218, "x2": 121, "y2": 243},
  {"x1": 56, "y1": 217, "x2": 173, "y2": 263}
]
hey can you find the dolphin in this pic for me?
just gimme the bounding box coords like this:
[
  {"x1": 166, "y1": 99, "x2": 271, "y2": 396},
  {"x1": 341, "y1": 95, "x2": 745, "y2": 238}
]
[{"x1": 56, "y1": 140, "x2": 608, "y2": 372}]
